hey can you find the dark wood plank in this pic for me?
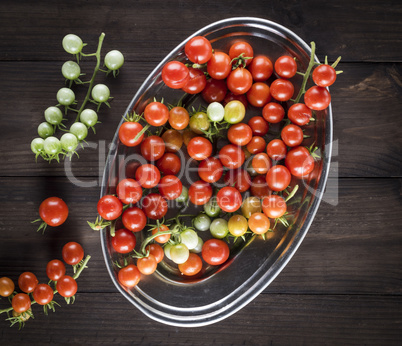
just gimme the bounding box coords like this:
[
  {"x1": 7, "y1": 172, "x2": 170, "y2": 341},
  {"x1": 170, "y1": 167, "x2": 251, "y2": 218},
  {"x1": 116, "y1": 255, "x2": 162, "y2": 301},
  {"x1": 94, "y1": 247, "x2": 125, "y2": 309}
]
[
  {"x1": 0, "y1": 177, "x2": 400, "y2": 295},
  {"x1": 1, "y1": 1, "x2": 402, "y2": 62},
  {"x1": 0, "y1": 61, "x2": 401, "y2": 178},
  {"x1": 1, "y1": 293, "x2": 401, "y2": 345}
]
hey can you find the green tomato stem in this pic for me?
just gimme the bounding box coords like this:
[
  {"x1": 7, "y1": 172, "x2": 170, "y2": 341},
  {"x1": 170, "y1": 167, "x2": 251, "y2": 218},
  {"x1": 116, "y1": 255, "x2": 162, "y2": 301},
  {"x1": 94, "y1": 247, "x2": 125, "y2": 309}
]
[
  {"x1": 75, "y1": 33, "x2": 105, "y2": 122},
  {"x1": 139, "y1": 230, "x2": 173, "y2": 254},
  {"x1": 294, "y1": 41, "x2": 316, "y2": 104}
]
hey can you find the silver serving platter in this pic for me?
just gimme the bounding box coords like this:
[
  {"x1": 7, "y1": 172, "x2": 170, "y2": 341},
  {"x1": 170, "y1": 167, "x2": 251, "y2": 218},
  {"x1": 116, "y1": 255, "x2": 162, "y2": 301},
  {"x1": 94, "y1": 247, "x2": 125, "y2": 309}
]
[{"x1": 100, "y1": 17, "x2": 332, "y2": 327}]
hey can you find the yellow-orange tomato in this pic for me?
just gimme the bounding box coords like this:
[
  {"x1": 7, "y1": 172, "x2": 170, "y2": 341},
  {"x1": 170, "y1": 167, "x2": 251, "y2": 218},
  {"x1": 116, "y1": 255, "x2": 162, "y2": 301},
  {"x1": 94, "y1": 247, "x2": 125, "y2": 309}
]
[
  {"x1": 248, "y1": 212, "x2": 270, "y2": 234},
  {"x1": 178, "y1": 253, "x2": 203, "y2": 276}
]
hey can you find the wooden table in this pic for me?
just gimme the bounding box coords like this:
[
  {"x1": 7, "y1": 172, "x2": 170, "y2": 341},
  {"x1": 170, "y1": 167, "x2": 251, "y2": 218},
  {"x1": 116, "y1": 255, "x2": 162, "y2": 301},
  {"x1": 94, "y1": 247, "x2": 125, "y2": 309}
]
[{"x1": 1, "y1": 1, "x2": 401, "y2": 344}]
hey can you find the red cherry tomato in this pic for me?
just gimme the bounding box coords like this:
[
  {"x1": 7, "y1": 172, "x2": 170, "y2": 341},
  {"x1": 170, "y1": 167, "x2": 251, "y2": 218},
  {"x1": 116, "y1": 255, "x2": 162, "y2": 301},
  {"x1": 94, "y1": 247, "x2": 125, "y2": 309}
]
[
  {"x1": 0, "y1": 277, "x2": 14, "y2": 297},
  {"x1": 270, "y1": 79, "x2": 294, "y2": 101},
  {"x1": 262, "y1": 194, "x2": 287, "y2": 218},
  {"x1": 33, "y1": 284, "x2": 54, "y2": 305},
  {"x1": 252, "y1": 153, "x2": 272, "y2": 174},
  {"x1": 248, "y1": 116, "x2": 269, "y2": 136},
  {"x1": 274, "y1": 55, "x2": 297, "y2": 78},
  {"x1": 142, "y1": 193, "x2": 168, "y2": 220},
  {"x1": 250, "y1": 175, "x2": 272, "y2": 199},
  {"x1": 219, "y1": 144, "x2": 245, "y2": 169},
  {"x1": 216, "y1": 186, "x2": 242, "y2": 213},
  {"x1": 304, "y1": 86, "x2": 331, "y2": 110},
  {"x1": 202, "y1": 239, "x2": 230, "y2": 265},
  {"x1": 137, "y1": 254, "x2": 158, "y2": 275},
  {"x1": 229, "y1": 41, "x2": 254, "y2": 66},
  {"x1": 246, "y1": 82, "x2": 271, "y2": 107},
  {"x1": 198, "y1": 157, "x2": 223, "y2": 183},
  {"x1": 145, "y1": 243, "x2": 164, "y2": 263},
  {"x1": 178, "y1": 253, "x2": 203, "y2": 276},
  {"x1": 285, "y1": 146, "x2": 315, "y2": 178},
  {"x1": 187, "y1": 137, "x2": 213, "y2": 161},
  {"x1": 135, "y1": 164, "x2": 161, "y2": 189},
  {"x1": 116, "y1": 178, "x2": 143, "y2": 205},
  {"x1": 56, "y1": 275, "x2": 78, "y2": 298},
  {"x1": 312, "y1": 64, "x2": 337, "y2": 87},
  {"x1": 188, "y1": 180, "x2": 213, "y2": 206},
  {"x1": 122, "y1": 206, "x2": 147, "y2": 233},
  {"x1": 207, "y1": 51, "x2": 232, "y2": 80},
  {"x1": 288, "y1": 103, "x2": 312, "y2": 126},
  {"x1": 118, "y1": 264, "x2": 141, "y2": 288},
  {"x1": 111, "y1": 228, "x2": 136, "y2": 254},
  {"x1": 118, "y1": 121, "x2": 144, "y2": 147},
  {"x1": 161, "y1": 61, "x2": 189, "y2": 89},
  {"x1": 39, "y1": 197, "x2": 68, "y2": 227},
  {"x1": 227, "y1": 123, "x2": 253, "y2": 146},
  {"x1": 202, "y1": 78, "x2": 227, "y2": 103},
  {"x1": 18, "y1": 272, "x2": 38, "y2": 293},
  {"x1": 140, "y1": 135, "x2": 165, "y2": 161},
  {"x1": 262, "y1": 102, "x2": 285, "y2": 124},
  {"x1": 227, "y1": 67, "x2": 253, "y2": 95},
  {"x1": 182, "y1": 67, "x2": 207, "y2": 94},
  {"x1": 223, "y1": 168, "x2": 251, "y2": 193},
  {"x1": 266, "y1": 139, "x2": 287, "y2": 161},
  {"x1": 248, "y1": 55, "x2": 273, "y2": 81},
  {"x1": 185, "y1": 36, "x2": 212, "y2": 64},
  {"x1": 62, "y1": 242, "x2": 84, "y2": 265},
  {"x1": 144, "y1": 101, "x2": 169, "y2": 127},
  {"x1": 97, "y1": 195, "x2": 123, "y2": 220},
  {"x1": 12, "y1": 293, "x2": 31, "y2": 313},
  {"x1": 246, "y1": 136, "x2": 266, "y2": 155},
  {"x1": 156, "y1": 153, "x2": 181, "y2": 176},
  {"x1": 46, "y1": 260, "x2": 66, "y2": 281},
  {"x1": 266, "y1": 165, "x2": 291, "y2": 192},
  {"x1": 281, "y1": 124, "x2": 304, "y2": 147},
  {"x1": 159, "y1": 175, "x2": 182, "y2": 200},
  {"x1": 151, "y1": 224, "x2": 171, "y2": 244},
  {"x1": 169, "y1": 106, "x2": 189, "y2": 130}
]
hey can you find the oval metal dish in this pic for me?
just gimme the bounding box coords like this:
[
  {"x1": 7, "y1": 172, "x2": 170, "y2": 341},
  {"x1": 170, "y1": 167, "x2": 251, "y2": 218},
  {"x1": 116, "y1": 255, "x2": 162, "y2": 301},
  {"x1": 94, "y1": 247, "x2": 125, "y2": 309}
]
[{"x1": 100, "y1": 17, "x2": 333, "y2": 327}]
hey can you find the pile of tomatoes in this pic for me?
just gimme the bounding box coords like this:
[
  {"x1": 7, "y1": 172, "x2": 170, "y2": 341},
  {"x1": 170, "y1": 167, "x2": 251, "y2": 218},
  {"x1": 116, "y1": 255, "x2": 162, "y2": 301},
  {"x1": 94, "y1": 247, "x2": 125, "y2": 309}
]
[
  {"x1": 95, "y1": 35, "x2": 340, "y2": 288},
  {"x1": 0, "y1": 242, "x2": 89, "y2": 328}
]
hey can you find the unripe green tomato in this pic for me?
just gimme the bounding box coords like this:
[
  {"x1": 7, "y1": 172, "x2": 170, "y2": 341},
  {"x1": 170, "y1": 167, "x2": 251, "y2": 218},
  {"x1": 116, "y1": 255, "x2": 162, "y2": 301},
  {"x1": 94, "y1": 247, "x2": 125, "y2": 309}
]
[
  {"x1": 80, "y1": 109, "x2": 98, "y2": 127},
  {"x1": 31, "y1": 138, "x2": 45, "y2": 155},
  {"x1": 170, "y1": 243, "x2": 190, "y2": 264},
  {"x1": 164, "y1": 243, "x2": 173, "y2": 260},
  {"x1": 62, "y1": 34, "x2": 84, "y2": 55},
  {"x1": 180, "y1": 229, "x2": 199, "y2": 250},
  {"x1": 190, "y1": 237, "x2": 204, "y2": 254},
  {"x1": 210, "y1": 218, "x2": 229, "y2": 239},
  {"x1": 175, "y1": 186, "x2": 189, "y2": 204},
  {"x1": 57, "y1": 88, "x2": 75, "y2": 106},
  {"x1": 189, "y1": 112, "x2": 210, "y2": 134},
  {"x1": 92, "y1": 84, "x2": 110, "y2": 103},
  {"x1": 38, "y1": 122, "x2": 54, "y2": 139},
  {"x1": 193, "y1": 213, "x2": 211, "y2": 231},
  {"x1": 224, "y1": 100, "x2": 245, "y2": 124},
  {"x1": 62, "y1": 61, "x2": 81, "y2": 80},
  {"x1": 241, "y1": 196, "x2": 262, "y2": 219},
  {"x1": 204, "y1": 197, "x2": 221, "y2": 217},
  {"x1": 60, "y1": 133, "x2": 78, "y2": 152},
  {"x1": 70, "y1": 122, "x2": 88, "y2": 141},
  {"x1": 104, "y1": 50, "x2": 124, "y2": 70},
  {"x1": 43, "y1": 136, "x2": 61, "y2": 155},
  {"x1": 207, "y1": 102, "x2": 225, "y2": 122},
  {"x1": 44, "y1": 106, "x2": 63, "y2": 125}
]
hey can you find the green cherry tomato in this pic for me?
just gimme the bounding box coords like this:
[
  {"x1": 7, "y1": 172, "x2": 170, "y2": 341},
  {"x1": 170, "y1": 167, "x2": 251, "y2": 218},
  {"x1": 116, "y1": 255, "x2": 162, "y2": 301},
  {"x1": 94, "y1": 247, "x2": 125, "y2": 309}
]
[
  {"x1": 210, "y1": 218, "x2": 229, "y2": 239},
  {"x1": 43, "y1": 136, "x2": 62, "y2": 156},
  {"x1": 70, "y1": 122, "x2": 88, "y2": 141},
  {"x1": 170, "y1": 243, "x2": 190, "y2": 264},
  {"x1": 194, "y1": 213, "x2": 211, "y2": 231},
  {"x1": 204, "y1": 197, "x2": 221, "y2": 217},
  {"x1": 224, "y1": 100, "x2": 246, "y2": 124},
  {"x1": 31, "y1": 138, "x2": 45, "y2": 155},
  {"x1": 175, "y1": 186, "x2": 189, "y2": 204},
  {"x1": 60, "y1": 133, "x2": 78, "y2": 152},
  {"x1": 80, "y1": 109, "x2": 98, "y2": 127},
  {"x1": 57, "y1": 88, "x2": 75, "y2": 106},
  {"x1": 105, "y1": 50, "x2": 124, "y2": 70},
  {"x1": 207, "y1": 102, "x2": 225, "y2": 122},
  {"x1": 37, "y1": 122, "x2": 54, "y2": 139},
  {"x1": 44, "y1": 106, "x2": 63, "y2": 125},
  {"x1": 180, "y1": 229, "x2": 199, "y2": 250},
  {"x1": 92, "y1": 84, "x2": 110, "y2": 103},
  {"x1": 190, "y1": 236, "x2": 204, "y2": 254},
  {"x1": 62, "y1": 61, "x2": 81, "y2": 80},
  {"x1": 189, "y1": 112, "x2": 210, "y2": 134},
  {"x1": 164, "y1": 243, "x2": 174, "y2": 260},
  {"x1": 62, "y1": 34, "x2": 84, "y2": 55}
]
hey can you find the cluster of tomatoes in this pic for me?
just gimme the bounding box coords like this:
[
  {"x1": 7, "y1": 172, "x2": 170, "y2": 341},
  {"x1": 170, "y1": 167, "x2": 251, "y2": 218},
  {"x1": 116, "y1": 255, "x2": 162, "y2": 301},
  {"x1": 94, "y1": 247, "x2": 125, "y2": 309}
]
[
  {"x1": 95, "y1": 36, "x2": 340, "y2": 288},
  {"x1": 0, "y1": 242, "x2": 87, "y2": 328}
]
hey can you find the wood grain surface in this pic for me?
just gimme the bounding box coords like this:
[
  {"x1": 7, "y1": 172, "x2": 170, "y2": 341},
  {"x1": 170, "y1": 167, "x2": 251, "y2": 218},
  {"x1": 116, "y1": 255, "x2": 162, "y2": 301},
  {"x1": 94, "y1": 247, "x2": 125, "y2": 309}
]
[{"x1": 0, "y1": 0, "x2": 401, "y2": 345}]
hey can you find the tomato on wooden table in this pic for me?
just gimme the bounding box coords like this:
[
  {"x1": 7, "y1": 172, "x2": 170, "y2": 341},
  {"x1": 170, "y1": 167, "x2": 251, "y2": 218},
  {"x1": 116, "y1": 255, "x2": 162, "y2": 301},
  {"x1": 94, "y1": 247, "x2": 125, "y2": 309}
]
[
  {"x1": 312, "y1": 64, "x2": 337, "y2": 87},
  {"x1": 39, "y1": 197, "x2": 68, "y2": 227},
  {"x1": 62, "y1": 242, "x2": 84, "y2": 265},
  {"x1": 18, "y1": 272, "x2": 38, "y2": 293},
  {"x1": 12, "y1": 293, "x2": 31, "y2": 313},
  {"x1": 304, "y1": 86, "x2": 331, "y2": 110},
  {"x1": 33, "y1": 284, "x2": 54, "y2": 305},
  {"x1": 0, "y1": 277, "x2": 15, "y2": 297},
  {"x1": 56, "y1": 276, "x2": 78, "y2": 297},
  {"x1": 46, "y1": 260, "x2": 66, "y2": 281}
]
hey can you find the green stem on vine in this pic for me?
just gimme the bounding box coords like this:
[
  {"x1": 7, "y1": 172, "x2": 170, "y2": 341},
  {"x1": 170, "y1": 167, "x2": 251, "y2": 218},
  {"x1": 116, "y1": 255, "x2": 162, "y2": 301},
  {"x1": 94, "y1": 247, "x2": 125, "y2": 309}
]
[
  {"x1": 139, "y1": 230, "x2": 173, "y2": 255},
  {"x1": 75, "y1": 33, "x2": 105, "y2": 122},
  {"x1": 133, "y1": 123, "x2": 151, "y2": 142},
  {"x1": 294, "y1": 41, "x2": 316, "y2": 104}
]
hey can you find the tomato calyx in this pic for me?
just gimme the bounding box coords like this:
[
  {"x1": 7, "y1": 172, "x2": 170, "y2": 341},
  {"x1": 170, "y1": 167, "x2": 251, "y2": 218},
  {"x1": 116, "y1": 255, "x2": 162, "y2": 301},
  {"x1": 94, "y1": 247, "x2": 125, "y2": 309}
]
[
  {"x1": 231, "y1": 53, "x2": 253, "y2": 69},
  {"x1": 87, "y1": 215, "x2": 112, "y2": 231}
]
